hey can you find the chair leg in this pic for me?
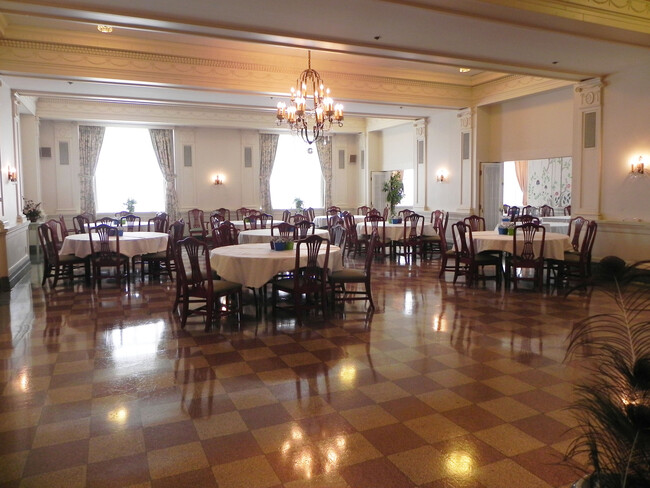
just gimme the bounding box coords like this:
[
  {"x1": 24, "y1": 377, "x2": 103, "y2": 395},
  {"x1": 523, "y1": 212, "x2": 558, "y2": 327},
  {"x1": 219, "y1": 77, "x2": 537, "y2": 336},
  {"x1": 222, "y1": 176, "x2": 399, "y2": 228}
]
[{"x1": 366, "y1": 280, "x2": 375, "y2": 310}]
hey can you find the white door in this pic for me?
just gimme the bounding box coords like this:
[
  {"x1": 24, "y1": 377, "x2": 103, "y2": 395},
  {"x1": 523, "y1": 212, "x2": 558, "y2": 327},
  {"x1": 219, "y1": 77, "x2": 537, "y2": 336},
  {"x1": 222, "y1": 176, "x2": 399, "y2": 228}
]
[
  {"x1": 371, "y1": 171, "x2": 389, "y2": 210},
  {"x1": 480, "y1": 163, "x2": 504, "y2": 231}
]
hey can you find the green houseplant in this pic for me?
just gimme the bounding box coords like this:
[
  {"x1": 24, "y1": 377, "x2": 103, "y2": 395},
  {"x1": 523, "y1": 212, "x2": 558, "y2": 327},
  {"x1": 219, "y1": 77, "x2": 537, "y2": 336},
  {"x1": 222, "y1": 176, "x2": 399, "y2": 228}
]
[
  {"x1": 382, "y1": 171, "x2": 404, "y2": 219},
  {"x1": 293, "y1": 197, "x2": 304, "y2": 212},
  {"x1": 124, "y1": 198, "x2": 137, "y2": 214},
  {"x1": 564, "y1": 257, "x2": 650, "y2": 488}
]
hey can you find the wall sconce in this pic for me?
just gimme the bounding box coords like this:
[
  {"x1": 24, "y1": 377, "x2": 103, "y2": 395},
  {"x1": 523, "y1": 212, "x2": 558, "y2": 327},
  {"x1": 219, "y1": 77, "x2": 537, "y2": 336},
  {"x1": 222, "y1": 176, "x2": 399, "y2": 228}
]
[
  {"x1": 630, "y1": 155, "x2": 646, "y2": 176},
  {"x1": 7, "y1": 167, "x2": 17, "y2": 183},
  {"x1": 213, "y1": 174, "x2": 224, "y2": 185},
  {"x1": 436, "y1": 169, "x2": 448, "y2": 182}
]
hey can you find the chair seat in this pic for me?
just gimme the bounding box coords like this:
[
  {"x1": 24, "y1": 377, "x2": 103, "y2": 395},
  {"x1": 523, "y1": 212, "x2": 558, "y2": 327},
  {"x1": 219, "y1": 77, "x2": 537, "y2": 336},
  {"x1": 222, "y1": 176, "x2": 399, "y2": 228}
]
[
  {"x1": 59, "y1": 254, "x2": 85, "y2": 264},
  {"x1": 142, "y1": 250, "x2": 168, "y2": 259},
  {"x1": 564, "y1": 251, "x2": 581, "y2": 262},
  {"x1": 211, "y1": 279, "x2": 243, "y2": 294},
  {"x1": 474, "y1": 253, "x2": 501, "y2": 265},
  {"x1": 330, "y1": 269, "x2": 365, "y2": 282},
  {"x1": 420, "y1": 235, "x2": 441, "y2": 242}
]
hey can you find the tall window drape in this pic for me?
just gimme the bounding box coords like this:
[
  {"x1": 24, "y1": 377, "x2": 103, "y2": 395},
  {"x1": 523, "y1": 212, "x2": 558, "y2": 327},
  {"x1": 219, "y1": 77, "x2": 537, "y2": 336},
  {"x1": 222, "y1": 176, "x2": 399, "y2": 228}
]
[
  {"x1": 149, "y1": 129, "x2": 179, "y2": 222},
  {"x1": 259, "y1": 134, "x2": 279, "y2": 213},
  {"x1": 514, "y1": 160, "x2": 529, "y2": 205},
  {"x1": 79, "y1": 125, "x2": 105, "y2": 217},
  {"x1": 316, "y1": 138, "x2": 332, "y2": 211}
]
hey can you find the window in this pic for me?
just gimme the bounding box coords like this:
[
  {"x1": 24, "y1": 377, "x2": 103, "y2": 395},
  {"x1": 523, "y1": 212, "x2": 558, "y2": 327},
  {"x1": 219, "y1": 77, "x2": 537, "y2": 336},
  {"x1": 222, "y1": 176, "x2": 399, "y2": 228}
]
[
  {"x1": 95, "y1": 127, "x2": 165, "y2": 213},
  {"x1": 401, "y1": 169, "x2": 414, "y2": 207},
  {"x1": 270, "y1": 135, "x2": 323, "y2": 209}
]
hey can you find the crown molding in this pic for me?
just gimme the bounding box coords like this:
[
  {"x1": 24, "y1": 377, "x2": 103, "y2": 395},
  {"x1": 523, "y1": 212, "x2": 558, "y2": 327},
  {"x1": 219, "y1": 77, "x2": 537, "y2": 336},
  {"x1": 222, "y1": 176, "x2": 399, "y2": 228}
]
[{"x1": 472, "y1": 74, "x2": 574, "y2": 106}]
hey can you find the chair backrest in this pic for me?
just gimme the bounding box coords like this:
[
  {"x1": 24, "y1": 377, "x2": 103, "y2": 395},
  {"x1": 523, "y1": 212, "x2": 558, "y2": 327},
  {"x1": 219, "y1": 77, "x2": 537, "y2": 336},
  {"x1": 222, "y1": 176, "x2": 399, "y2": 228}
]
[
  {"x1": 343, "y1": 212, "x2": 359, "y2": 244},
  {"x1": 115, "y1": 210, "x2": 130, "y2": 218},
  {"x1": 291, "y1": 214, "x2": 307, "y2": 224},
  {"x1": 326, "y1": 206, "x2": 341, "y2": 216},
  {"x1": 580, "y1": 220, "x2": 598, "y2": 260},
  {"x1": 514, "y1": 215, "x2": 540, "y2": 225},
  {"x1": 148, "y1": 214, "x2": 169, "y2": 233},
  {"x1": 327, "y1": 214, "x2": 344, "y2": 232},
  {"x1": 432, "y1": 210, "x2": 449, "y2": 235},
  {"x1": 244, "y1": 214, "x2": 259, "y2": 230},
  {"x1": 357, "y1": 206, "x2": 371, "y2": 215},
  {"x1": 367, "y1": 208, "x2": 381, "y2": 217},
  {"x1": 508, "y1": 206, "x2": 520, "y2": 219},
  {"x1": 568, "y1": 216, "x2": 589, "y2": 251},
  {"x1": 564, "y1": 205, "x2": 572, "y2": 216},
  {"x1": 522, "y1": 205, "x2": 535, "y2": 215},
  {"x1": 453, "y1": 221, "x2": 476, "y2": 261},
  {"x1": 175, "y1": 237, "x2": 213, "y2": 294},
  {"x1": 167, "y1": 220, "x2": 185, "y2": 259},
  {"x1": 209, "y1": 213, "x2": 222, "y2": 231},
  {"x1": 330, "y1": 224, "x2": 347, "y2": 249},
  {"x1": 539, "y1": 205, "x2": 555, "y2": 217},
  {"x1": 235, "y1": 207, "x2": 250, "y2": 220},
  {"x1": 38, "y1": 223, "x2": 60, "y2": 266},
  {"x1": 43, "y1": 219, "x2": 63, "y2": 248},
  {"x1": 122, "y1": 214, "x2": 141, "y2": 231},
  {"x1": 271, "y1": 222, "x2": 295, "y2": 238},
  {"x1": 59, "y1": 215, "x2": 70, "y2": 238},
  {"x1": 259, "y1": 213, "x2": 273, "y2": 229},
  {"x1": 294, "y1": 220, "x2": 316, "y2": 239},
  {"x1": 73, "y1": 214, "x2": 90, "y2": 234},
  {"x1": 383, "y1": 206, "x2": 390, "y2": 220},
  {"x1": 403, "y1": 213, "x2": 424, "y2": 241},
  {"x1": 282, "y1": 209, "x2": 291, "y2": 222},
  {"x1": 303, "y1": 207, "x2": 315, "y2": 222},
  {"x1": 89, "y1": 224, "x2": 120, "y2": 261},
  {"x1": 292, "y1": 235, "x2": 329, "y2": 290},
  {"x1": 96, "y1": 217, "x2": 119, "y2": 226},
  {"x1": 502, "y1": 204, "x2": 511, "y2": 216},
  {"x1": 463, "y1": 215, "x2": 485, "y2": 232},
  {"x1": 364, "y1": 233, "x2": 380, "y2": 273},
  {"x1": 398, "y1": 209, "x2": 414, "y2": 218},
  {"x1": 513, "y1": 223, "x2": 546, "y2": 262},
  {"x1": 216, "y1": 221, "x2": 239, "y2": 246},
  {"x1": 216, "y1": 208, "x2": 231, "y2": 221},
  {"x1": 364, "y1": 214, "x2": 386, "y2": 242}
]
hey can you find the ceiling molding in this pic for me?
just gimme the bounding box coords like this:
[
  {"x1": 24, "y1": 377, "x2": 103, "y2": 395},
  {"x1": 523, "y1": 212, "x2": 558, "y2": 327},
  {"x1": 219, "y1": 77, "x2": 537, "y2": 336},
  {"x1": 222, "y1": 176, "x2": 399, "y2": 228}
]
[{"x1": 472, "y1": 74, "x2": 575, "y2": 106}]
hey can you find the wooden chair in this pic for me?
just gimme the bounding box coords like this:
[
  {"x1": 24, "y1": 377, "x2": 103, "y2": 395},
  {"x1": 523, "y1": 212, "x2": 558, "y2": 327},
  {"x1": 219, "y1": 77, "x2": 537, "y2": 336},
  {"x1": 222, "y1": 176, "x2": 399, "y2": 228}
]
[
  {"x1": 327, "y1": 215, "x2": 344, "y2": 236},
  {"x1": 282, "y1": 209, "x2": 291, "y2": 222},
  {"x1": 187, "y1": 208, "x2": 207, "y2": 239},
  {"x1": 394, "y1": 213, "x2": 424, "y2": 263},
  {"x1": 59, "y1": 215, "x2": 72, "y2": 238},
  {"x1": 272, "y1": 234, "x2": 330, "y2": 323},
  {"x1": 259, "y1": 213, "x2": 273, "y2": 229},
  {"x1": 363, "y1": 214, "x2": 388, "y2": 258},
  {"x1": 43, "y1": 219, "x2": 65, "y2": 250},
  {"x1": 38, "y1": 223, "x2": 85, "y2": 287},
  {"x1": 507, "y1": 223, "x2": 546, "y2": 290},
  {"x1": 421, "y1": 210, "x2": 448, "y2": 259},
  {"x1": 502, "y1": 204, "x2": 511, "y2": 216},
  {"x1": 567, "y1": 216, "x2": 590, "y2": 252},
  {"x1": 357, "y1": 205, "x2": 371, "y2": 216},
  {"x1": 367, "y1": 208, "x2": 381, "y2": 217},
  {"x1": 453, "y1": 221, "x2": 502, "y2": 288},
  {"x1": 88, "y1": 224, "x2": 130, "y2": 289},
  {"x1": 507, "y1": 206, "x2": 520, "y2": 220},
  {"x1": 330, "y1": 224, "x2": 347, "y2": 250},
  {"x1": 539, "y1": 204, "x2": 555, "y2": 217},
  {"x1": 148, "y1": 214, "x2": 169, "y2": 233},
  {"x1": 96, "y1": 217, "x2": 119, "y2": 226},
  {"x1": 209, "y1": 213, "x2": 222, "y2": 231},
  {"x1": 514, "y1": 215, "x2": 540, "y2": 225},
  {"x1": 330, "y1": 233, "x2": 378, "y2": 310},
  {"x1": 214, "y1": 221, "x2": 239, "y2": 246},
  {"x1": 326, "y1": 206, "x2": 341, "y2": 216},
  {"x1": 463, "y1": 215, "x2": 485, "y2": 232},
  {"x1": 303, "y1": 207, "x2": 315, "y2": 222},
  {"x1": 439, "y1": 222, "x2": 458, "y2": 279},
  {"x1": 216, "y1": 208, "x2": 231, "y2": 221},
  {"x1": 548, "y1": 220, "x2": 597, "y2": 287},
  {"x1": 174, "y1": 237, "x2": 242, "y2": 331},
  {"x1": 73, "y1": 214, "x2": 91, "y2": 234},
  {"x1": 115, "y1": 211, "x2": 130, "y2": 218},
  {"x1": 122, "y1": 214, "x2": 141, "y2": 231},
  {"x1": 564, "y1": 205, "x2": 572, "y2": 216},
  {"x1": 398, "y1": 209, "x2": 414, "y2": 219},
  {"x1": 291, "y1": 214, "x2": 308, "y2": 224},
  {"x1": 243, "y1": 214, "x2": 260, "y2": 230},
  {"x1": 271, "y1": 222, "x2": 295, "y2": 238},
  {"x1": 382, "y1": 206, "x2": 390, "y2": 220},
  {"x1": 343, "y1": 212, "x2": 363, "y2": 257},
  {"x1": 235, "y1": 207, "x2": 251, "y2": 220},
  {"x1": 140, "y1": 220, "x2": 184, "y2": 283},
  {"x1": 294, "y1": 220, "x2": 316, "y2": 239}
]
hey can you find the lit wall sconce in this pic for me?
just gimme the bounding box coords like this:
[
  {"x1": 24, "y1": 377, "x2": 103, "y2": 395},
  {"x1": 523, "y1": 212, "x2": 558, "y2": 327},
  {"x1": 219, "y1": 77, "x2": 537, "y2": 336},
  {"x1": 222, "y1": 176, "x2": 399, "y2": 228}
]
[
  {"x1": 213, "y1": 174, "x2": 224, "y2": 185},
  {"x1": 436, "y1": 169, "x2": 448, "y2": 182},
  {"x1": 7, "y1": 167, "x2": 17, "y2": 183},
  {"x1": 630, "y1": 155, "x2": 646, "y2": 176}
]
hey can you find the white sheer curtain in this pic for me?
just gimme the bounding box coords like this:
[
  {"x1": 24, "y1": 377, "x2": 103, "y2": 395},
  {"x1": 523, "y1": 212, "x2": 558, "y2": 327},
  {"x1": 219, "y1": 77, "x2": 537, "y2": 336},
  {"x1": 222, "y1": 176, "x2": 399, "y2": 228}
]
[
  {"x1": 259, "y1": 134, "x2": 279, "y2": 213},
  {"x1": 79, "y1": 125, "x2": 105, "y2": 217},
  {"x1": 316, "y1": 137, "x2": 332, "y2": 211},
  {"x1": 149, "y1": 129, "x2": 179, "y2": 221}
]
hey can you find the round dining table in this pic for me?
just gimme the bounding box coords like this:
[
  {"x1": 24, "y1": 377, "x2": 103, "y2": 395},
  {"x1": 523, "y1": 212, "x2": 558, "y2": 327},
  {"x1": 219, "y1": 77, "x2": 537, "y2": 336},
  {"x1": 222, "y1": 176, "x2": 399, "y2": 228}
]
[
  {"x1": 238, "y1": 228, "x2": 329, "y2": 244},
  {"x1": 355, "y1": 221, "x2": 435, "y2": 241},
  {"x1": 471, "y1": 230, "x2": 572, "y2": 260},
  {"x1": 209, "y1": 242, "x2": 343, "y2": 289},
  {"x1": 229, "y1": 220, "x2": 281, "y2": 231},
  {"x1": 313, "y1": 214, "x2": 366, "y2": 228},
  {"x1": 59, "y1": 231, "x2": 168, "y2": 258}
]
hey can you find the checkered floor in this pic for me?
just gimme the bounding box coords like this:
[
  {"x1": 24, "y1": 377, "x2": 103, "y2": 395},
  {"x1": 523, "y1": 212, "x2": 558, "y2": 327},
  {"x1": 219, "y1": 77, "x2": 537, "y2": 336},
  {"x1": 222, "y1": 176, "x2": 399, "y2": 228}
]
[{"x1": 0, "y1": 255, "x2": 603, "y2": 487}]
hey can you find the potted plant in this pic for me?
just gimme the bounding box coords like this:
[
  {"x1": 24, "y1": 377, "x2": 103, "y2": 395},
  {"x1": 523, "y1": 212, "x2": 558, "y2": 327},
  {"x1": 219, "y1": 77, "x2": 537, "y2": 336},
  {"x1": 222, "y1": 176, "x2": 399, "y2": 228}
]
[
  {"x1": 22, "y1": 199, "x2": 43, "y2": 223},
  {"x1": 124, "y1": 198, "x2": 137, "y2": 214},
  {"x1": 382, "y1": 171, "x2": 404, "y2": 222},
  {"x1": 293, "y1": 197, "x2": 304, "y2": 212},
  {"x1": 564, "y1": 256, "x2": 650, "y2": 488}
]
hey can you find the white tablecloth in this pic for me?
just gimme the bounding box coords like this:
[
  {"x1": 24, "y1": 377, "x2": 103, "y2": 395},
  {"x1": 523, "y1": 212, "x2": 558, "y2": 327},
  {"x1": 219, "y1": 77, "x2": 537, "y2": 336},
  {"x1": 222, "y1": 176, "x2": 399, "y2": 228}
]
[
  {"x1": 540, "y1": 216, "x2": 571, "y2": 223},
  {"x1": 356, "y1": 222, "x2": 435, "y2": 241},
  {"x1": 209, "y1": 243, "x2": 343, "y2": 288},
  {"x1": 230, "y1": 220, "x2": 281, "y2": 230},
  {"x1": 471, "y1": 231, "x2": 572, "y2": 261},
  {"x1": 238, "y1": 228, "x2": 329, "y2": 244},
  {"x1": 59, "y1": 232, "x2": 168, "y2": 258},
  {"x1": 542, "y1": 222, "x2": 569, "y2": 234}
]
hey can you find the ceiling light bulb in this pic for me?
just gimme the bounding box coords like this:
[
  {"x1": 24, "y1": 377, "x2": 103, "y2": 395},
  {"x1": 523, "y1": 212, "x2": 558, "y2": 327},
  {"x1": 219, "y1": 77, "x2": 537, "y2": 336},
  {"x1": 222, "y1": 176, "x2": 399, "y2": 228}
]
[
  {"x1": 97, "y1": 25, "x2": 113, "y2": 33},
  {"x1": 459, "y1": 68, "x2": 471, "y2": 73}
]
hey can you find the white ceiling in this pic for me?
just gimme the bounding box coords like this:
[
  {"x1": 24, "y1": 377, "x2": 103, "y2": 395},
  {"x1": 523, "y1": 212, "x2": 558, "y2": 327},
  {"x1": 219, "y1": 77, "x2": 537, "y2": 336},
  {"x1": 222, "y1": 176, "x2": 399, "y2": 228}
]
[{"x1": 1, "y1": 0, "x2": 648, "y2": 118}]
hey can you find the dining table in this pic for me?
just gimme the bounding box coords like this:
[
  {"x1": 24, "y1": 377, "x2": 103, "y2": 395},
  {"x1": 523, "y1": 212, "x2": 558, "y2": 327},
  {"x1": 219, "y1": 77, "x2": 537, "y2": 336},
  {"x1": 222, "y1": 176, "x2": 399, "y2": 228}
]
[
  {"x1": 238, "y1": 228, "x2": 330, "y2": 244},
  {"x1": 209, "y1": 242, "x2": 343, "y2": 289},
  {"x1": 229, "y1": 219, "x2": 281, "y2": 230},
  {"x1": 471, "y1": 230, "x2": 572, "y2": 260},
  {"x1": 59, "y1": 231, "x2": 168, "y2": 258},
  {"x1": 313, "y1": 214, "x2": 366, "y2": 228},
  {"x1": 355, "y1": 221, "x2": 436, "y2": 241}
]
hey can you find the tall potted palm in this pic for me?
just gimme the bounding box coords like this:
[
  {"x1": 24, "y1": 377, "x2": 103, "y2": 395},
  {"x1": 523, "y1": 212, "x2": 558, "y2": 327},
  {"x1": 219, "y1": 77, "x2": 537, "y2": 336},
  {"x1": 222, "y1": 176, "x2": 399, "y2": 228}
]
[
  {"x1": 564, "y1": 257, "x2": 650, "y2": 488},
  {"x1": 382, "y1": 171, "x2": 404, "y2": 222}
]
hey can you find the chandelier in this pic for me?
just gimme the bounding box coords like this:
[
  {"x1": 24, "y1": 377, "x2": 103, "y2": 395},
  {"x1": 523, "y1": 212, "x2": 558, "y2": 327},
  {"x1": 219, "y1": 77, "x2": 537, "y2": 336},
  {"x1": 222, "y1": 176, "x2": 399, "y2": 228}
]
[{"x1": 276, "y1": 51, "x2": 343, "y2": 145}]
